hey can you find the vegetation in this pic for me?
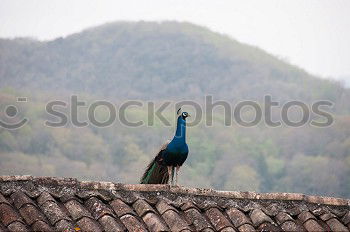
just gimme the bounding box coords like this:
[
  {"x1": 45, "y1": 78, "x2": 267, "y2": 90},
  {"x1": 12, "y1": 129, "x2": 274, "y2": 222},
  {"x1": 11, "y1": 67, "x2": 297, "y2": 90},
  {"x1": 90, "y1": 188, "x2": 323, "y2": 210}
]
[{"x1": 0, "y1": 21, "x2": 349, "y2": 197}]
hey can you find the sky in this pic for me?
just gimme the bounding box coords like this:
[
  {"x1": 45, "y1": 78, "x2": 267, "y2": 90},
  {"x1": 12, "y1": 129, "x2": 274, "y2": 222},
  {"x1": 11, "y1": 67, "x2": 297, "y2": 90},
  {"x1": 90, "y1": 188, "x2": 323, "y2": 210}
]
[{"x1": 1, "y1": 0, "x2": 349, "y2": 82}]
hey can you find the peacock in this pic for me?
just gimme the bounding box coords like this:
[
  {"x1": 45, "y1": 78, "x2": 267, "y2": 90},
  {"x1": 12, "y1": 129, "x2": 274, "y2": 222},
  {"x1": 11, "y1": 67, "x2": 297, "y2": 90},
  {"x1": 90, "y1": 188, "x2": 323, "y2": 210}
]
[{"x1": 140, "y1": 108, "x2": 190, "y2": 186}]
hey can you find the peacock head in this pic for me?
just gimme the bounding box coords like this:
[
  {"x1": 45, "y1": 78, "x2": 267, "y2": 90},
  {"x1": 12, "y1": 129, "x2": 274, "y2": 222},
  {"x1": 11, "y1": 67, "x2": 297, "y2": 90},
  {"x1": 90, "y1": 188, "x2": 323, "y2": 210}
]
[
  {"x1": 177, "y1": 108, "x2": 190, "y2": 120},
  {"x1": 181, "y1": 112, "x2": 190, "y2": 120}
]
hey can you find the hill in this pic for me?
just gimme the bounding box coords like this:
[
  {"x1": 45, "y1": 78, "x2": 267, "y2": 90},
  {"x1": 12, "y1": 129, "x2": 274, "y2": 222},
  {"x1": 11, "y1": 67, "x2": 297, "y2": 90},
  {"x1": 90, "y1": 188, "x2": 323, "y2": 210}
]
[{"x1": 0, "y1": 21, "x2": 347, "y2": 103}]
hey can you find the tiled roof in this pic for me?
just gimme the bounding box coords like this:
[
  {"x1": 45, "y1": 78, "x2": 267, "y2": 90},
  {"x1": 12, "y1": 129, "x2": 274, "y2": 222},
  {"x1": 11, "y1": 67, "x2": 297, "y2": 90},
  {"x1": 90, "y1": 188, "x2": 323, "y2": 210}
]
[{"x1": 0, "y1": 176, "x2": 349, "y2": 232}]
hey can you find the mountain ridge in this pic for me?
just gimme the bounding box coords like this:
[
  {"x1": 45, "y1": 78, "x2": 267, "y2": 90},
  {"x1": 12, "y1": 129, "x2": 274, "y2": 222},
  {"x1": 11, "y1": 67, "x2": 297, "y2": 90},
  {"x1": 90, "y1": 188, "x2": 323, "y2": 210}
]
[{"x1": 0, "y1": 21, "x2": 346, "y2": 103}]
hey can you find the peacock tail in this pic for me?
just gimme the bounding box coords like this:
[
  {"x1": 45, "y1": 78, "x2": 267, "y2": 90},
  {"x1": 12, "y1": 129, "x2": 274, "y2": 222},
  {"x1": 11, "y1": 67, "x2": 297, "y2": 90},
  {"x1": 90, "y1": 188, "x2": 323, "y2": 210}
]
[{"x1": 140, "y1": 141, "x2": 170, "y2": 184}]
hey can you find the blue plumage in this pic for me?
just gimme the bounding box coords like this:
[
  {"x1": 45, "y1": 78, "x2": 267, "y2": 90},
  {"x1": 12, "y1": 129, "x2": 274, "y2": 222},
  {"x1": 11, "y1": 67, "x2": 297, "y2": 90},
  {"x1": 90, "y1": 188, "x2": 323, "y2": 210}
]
[
  {"x1": 162, "y1": 115, "x2": 189, "y2": 167},
  {"x1": 140, "y1": 109, "x2": 190, "y2": 185}
]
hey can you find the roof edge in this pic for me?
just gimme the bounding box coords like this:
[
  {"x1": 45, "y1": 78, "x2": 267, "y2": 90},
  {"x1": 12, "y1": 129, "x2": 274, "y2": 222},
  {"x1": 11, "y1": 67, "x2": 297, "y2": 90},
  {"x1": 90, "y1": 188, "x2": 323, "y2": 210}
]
[{"x1": 1, "y1": 175, "x2": 349, "y2": 207}]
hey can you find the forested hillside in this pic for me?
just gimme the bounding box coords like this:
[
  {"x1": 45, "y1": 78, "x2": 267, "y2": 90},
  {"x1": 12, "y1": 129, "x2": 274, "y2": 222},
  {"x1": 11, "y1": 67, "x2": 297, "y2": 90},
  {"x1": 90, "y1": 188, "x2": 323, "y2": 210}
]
[
  {"x1": 0, "y1": 21, "x2": 349, "y2": 197},
  {"x1": 1, "y1": 21, "x2": 348, "y2": 103}
]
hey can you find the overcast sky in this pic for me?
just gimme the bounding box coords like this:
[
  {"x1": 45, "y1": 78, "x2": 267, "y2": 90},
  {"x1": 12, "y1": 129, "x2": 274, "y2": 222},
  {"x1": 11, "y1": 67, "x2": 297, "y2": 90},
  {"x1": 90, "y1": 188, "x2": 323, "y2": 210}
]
[{"x1": 1, "y1": 0, "x2": 349, "y2": 81}]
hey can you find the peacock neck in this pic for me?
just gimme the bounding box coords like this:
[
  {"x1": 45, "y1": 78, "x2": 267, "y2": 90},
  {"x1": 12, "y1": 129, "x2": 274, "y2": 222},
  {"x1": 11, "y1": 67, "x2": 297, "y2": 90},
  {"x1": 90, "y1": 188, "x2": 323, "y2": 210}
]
[{"x1": 174, "y1": 116, "x2": 186, "y2": 142}]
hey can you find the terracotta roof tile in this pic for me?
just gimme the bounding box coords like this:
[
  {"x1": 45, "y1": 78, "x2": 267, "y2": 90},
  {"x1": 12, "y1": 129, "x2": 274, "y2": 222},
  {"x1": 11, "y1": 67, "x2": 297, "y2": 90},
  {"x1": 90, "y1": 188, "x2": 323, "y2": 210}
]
[
  {"x1": 31, "y1": 220, "x2": 53, "y2": 232},
  {"x1": 288, "y1": 204, "x2": 310, "y2": 216},
  {"x1": 0, "y1": 203, "x2": 23, "y2": 226},
  {"x1": 10, "y1": 191, "x2": 35, "y2": 209},
  {"x1": 184, "y1": 207, "x2": 214, "y2": 231},
  {"x1": 133, "y1": 199, "x2": 156, "y2": 217},
  {"x1": 312, "y1": 206, "x2": 331, "y2": 216},
  {"x1": 298, "y1": 210, "x2": 317, "y2": 223},
  {"x1": 226, "y1": 207, "x2": 252, "y2": 228},
  {"x1": 7, "y1": 221, "x2": 28, "y2": 232},
  {"x1": 156, "y1": 200, "x2": 178, "y2": 215},
  {"x1": 0, "y1": 193, "x2": 10, "y2": 205},
  {"x1": 342, "y1": 211, "x2": 350, "y2": 225},
  {"x1": 262, "y1": 203, "x2": 279, "y2": 216},
  {"x1": 258, "y1": 222, "x2": 281, "y2": 231},
  {"x1": 37, "y1": 192, "x2": 56, "y2": 206},
  {"x1": 236, "y1": 223, "x2": 255, "y2": 232},
  {"x1": 275, "y1": 211, "x2": 294, "y2": 225},
  {"x1": 181, "y1": 201, "x2": 198, "y2": 211},
  {"x1": 110, "y1": 199, "x2": 137, "y2": 217},
  {"x1": 77, "y1": 216, "x2": 103, "y2": 232},
  {"x1": 219, "y1": 227, "x2": 236, "y2": 231},
  {"x1": 0, "y1": 223, "x2": 7, "y2": 232},
  {"x1": 76, "y1": 189, "x2": 114, "y2": 202},
  {"x1": 303, "y1": 219, "x2": 325, "y2": 232},
  {"x1": 98, "y1": 214, "x2": 126, "y2": 231},
  {"x1": 320, "y1": 212, "x2": 337, "y2": 221},
  {"x1": 85, "y1": 196, "x2": 116, "y2": 219},
  {"x1": 54, "y1": 219, "x2": 76, "y2": 232},
  {"x1": 142, "y1": 212, "x2": 169, "y2": 231},
  {"x1": 326, "y1": 218, "x2": 349, "y2": 232},
  {"x1": 280, "y1": 220, "x2": 300, "y2": 232},
  {"x1": 115, "y1": 191, "x2": 139, "y2": 204},
  {"x1": 0, "y1": 175, "x2": 349, "y2": 232},
  {"x1": 194, "y1": 199, "x2": 218, "y2": 211},
  {"x1": 60, "y1": 193, "x2": 77, "y2": 203},
  {"x1": 330, "y1": 207, "x2": 348, "y2": 217},
  {"x1": 249, "y1": 208, "x2": 273, "y2": 227},
  {"x1": 64, "y1": 199, "x2": 92, "y2": 221},
  {"x1": 120, "y1": 214, "x2": 147, "y2": 232},
  {"x1": 205, "y1": 207, "x2": 234, "y2": 231},
  {"x1": 39, "y1": 200, "x2": 70, "y2": 225},
  {"x1": 162, "y1": 209, "x2": 191, "y2": 231},
  {"x1": 18, "y1": 204, "x2": 48, "y2": 225},
  {"x1": 319, "y1": 219, "x2": 332, "y2": 231},
  {"x1": 202, "y1": 228, "x2": 216, "y2": 232}
]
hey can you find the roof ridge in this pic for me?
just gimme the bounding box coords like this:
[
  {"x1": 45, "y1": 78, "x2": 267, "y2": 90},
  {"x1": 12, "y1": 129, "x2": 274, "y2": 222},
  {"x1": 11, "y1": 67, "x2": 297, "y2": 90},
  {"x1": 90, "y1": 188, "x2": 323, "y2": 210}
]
[{"x1": 1, "y1": 175, "x2": 349, "y2": 207}]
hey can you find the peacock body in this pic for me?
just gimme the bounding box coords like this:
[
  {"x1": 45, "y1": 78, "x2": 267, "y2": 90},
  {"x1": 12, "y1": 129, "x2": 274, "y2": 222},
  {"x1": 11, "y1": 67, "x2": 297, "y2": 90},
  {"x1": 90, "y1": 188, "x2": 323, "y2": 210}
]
[{"x1": 140, "y1": 110, "x2": 189, "y2": 185}]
